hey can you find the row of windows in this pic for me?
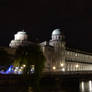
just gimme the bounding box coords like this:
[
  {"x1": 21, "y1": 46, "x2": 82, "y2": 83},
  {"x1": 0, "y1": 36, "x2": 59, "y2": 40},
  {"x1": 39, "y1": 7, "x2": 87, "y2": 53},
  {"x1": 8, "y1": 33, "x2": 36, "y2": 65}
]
[
  {"x1": 66, "y1": 62, "x2": 92, "y2": 71},
  {"x1": 65, "y1": 51, "x2": 92, "y2": 62}
]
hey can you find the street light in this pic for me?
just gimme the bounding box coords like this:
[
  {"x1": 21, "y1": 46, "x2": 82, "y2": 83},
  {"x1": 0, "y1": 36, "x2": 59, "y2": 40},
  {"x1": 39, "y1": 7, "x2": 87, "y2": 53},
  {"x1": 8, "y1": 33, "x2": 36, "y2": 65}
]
[
  {"x1": 62, "y1": 68, "x2": 65, "y2": 72},
  {"x1": 60, "y1": 63, "x2": 64, "y2": 67},
  {"x1": 75, "y1": 64, "x2": 79, "y2": 68},
  {"x1": 52, "y1": 66, "x2": 56, "y2": 70},
  {"x1": 22, "y1": 64, "x2": 26, "y2": 67}
]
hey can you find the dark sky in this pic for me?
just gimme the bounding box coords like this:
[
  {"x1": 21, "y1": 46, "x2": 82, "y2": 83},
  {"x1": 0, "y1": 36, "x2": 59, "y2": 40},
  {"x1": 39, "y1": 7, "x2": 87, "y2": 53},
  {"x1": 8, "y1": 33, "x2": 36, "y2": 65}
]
[{"x1": 0, "y1": 0, "x2": 92, "y2": 52}]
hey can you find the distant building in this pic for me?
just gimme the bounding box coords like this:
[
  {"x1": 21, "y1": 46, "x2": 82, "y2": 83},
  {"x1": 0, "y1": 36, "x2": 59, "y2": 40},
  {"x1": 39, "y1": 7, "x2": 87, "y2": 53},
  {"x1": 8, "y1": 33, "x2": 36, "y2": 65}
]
[
  {"x1": 40, "y1": 29, "x2": 92, "y2": 72},
  {"x1": 9, "y1": 29, "x2": 92, "y2": 72},
  {"x1": 9, "y1": 30, "x2": 30, "y2": 48}
]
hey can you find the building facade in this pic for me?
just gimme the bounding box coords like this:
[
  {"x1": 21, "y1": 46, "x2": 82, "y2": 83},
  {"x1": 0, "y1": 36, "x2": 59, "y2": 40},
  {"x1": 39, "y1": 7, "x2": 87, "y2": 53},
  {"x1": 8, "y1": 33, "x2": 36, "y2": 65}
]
[
  {"x1": 9, "y1": 29, "x2": 92, "y2": 72},
  {"x1": 40, "y1": 29, "x2": 92, "y2": 72}
]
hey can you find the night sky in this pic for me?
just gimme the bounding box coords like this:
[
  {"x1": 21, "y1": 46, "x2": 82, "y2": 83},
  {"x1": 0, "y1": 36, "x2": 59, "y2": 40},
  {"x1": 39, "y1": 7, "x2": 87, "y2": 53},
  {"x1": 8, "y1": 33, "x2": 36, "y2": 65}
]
[{"x1": 0, "y1": 0, "x2": 92, "y2": 52}]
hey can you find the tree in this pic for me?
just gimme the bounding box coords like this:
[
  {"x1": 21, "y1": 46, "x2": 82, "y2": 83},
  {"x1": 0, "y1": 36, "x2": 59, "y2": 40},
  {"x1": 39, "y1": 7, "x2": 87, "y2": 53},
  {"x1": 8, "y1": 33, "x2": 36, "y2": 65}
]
[
  {"x1": 0, "y1": 48, "x2": 12, "y2": 70},
  {"x1": 13, "y1": 44, "x2": 46, "y2": 92}
]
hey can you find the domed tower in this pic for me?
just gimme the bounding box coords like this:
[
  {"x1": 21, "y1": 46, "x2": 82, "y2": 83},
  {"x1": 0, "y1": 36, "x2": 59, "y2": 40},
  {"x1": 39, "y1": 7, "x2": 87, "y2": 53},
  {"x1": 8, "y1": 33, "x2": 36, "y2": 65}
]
[
  {"x1": 49, "y1": 28, "x2": 66, "y2": 71},
  {"x1": 9, "y1": 30, "x2": 29, "y2": 48},
  {"x1": 49, "y1": 28, "x2": 65, "y2": 47},
  {"x1": 14, "y1": 31, "x2": 28, "y2": 41}
]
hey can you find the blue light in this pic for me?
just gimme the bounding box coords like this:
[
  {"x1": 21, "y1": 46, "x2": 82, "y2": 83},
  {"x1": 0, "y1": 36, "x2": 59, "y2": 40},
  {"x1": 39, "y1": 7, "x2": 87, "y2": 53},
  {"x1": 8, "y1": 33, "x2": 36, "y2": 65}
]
[
  {"x1": 0, "y1": 65, "x2": 14, "y2": 74},
  {"x1": 5, "y1": 65, "x2": 14, "y2": 74}
]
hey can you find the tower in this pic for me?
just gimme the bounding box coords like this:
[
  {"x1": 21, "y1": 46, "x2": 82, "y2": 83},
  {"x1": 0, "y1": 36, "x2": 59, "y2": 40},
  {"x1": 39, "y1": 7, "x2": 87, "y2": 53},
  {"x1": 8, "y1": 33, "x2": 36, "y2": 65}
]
[
  {"x1": 49, "y1": 29, "x2": 66, "y2": 71},
  {"x1": 9, "y1": 30, "x2": 29, "y2": 48}
]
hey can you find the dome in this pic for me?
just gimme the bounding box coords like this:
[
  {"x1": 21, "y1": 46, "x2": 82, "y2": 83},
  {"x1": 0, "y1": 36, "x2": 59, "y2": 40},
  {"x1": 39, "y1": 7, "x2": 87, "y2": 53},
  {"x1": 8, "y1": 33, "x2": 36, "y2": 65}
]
[
  {"x1": 14, "y1": 31, "x2": 28, "y2": 41},
  {"x1": 52, "y1": 29, "x2": 61, "y2": 35},
  {"x1": 51, "y1": 29, "x2": 62, "y2": 41}
]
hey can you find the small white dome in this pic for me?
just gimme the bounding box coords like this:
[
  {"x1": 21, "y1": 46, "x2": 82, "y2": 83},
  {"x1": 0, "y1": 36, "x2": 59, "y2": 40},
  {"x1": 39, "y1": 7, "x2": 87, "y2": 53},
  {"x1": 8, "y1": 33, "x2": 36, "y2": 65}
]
[
  {"x1": 52, "y1": 29, "x2": 61, "y2": 35},
  {"x1": 14, "y1": 31, "x2": 28, "y2": 41}
]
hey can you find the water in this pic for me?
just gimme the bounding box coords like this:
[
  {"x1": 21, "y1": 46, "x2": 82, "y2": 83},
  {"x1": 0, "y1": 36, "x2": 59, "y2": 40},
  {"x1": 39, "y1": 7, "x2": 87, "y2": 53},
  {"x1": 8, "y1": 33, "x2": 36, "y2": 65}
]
[
  {"x1": 40, "y1": 79, "x2": 92, "y2": 92},
  {"x1": 80, "y1": 80, "x2": 92, "y2": 92},
  {"x1": 0, "y1": 80, "x2": 92, "y2": 92}
]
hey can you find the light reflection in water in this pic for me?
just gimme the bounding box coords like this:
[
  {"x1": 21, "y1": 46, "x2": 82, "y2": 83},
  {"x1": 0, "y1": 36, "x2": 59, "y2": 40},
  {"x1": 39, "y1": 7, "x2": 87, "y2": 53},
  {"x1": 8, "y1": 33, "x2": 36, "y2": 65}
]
[
  {"x1": 80, "y1": 80, "x2": 92, "y2": 92},
  {"x1": 89, "y1": 80, "x2": 92, "y2": 91},
  {"x1": 81, "y1": 81, "x2": 85, "y2": 92}
]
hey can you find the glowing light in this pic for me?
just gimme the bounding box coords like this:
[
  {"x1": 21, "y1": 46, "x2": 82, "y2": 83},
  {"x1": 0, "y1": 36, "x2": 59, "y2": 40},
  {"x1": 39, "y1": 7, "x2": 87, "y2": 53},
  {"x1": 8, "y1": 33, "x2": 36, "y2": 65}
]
[
  {"x1": 75, "y1": 53, "x2": 78, "y2": 56},
  {"x1": 14, "y1": 69, "x2": 17, "y2": 72},
  {"x1": 19, "y1": 69, "x2": 22, "y2": 71},
  {"x1": 60, "y1": 63, "x2": 64, "y2": 67},
  {"x1": 52, "y1": 66, "x2": 56, "y2": 70},
  {"x1": 30, "y1": 65, "x2": 35, "y2": 73},
  {"x1": 89, "y1": 80, "x2": 92, "y2": 91},
  {"x1": 15, "y1": 67, "x2": 19, "y2": 69},
  {"x1": 75, "y1": 64, "x2": 79, "y2": 68},
  {"x1": 81, "y1": 81, "x2": 85, "y2": 91},
  {"x1": 5, "y1": 65, "x2": 14, "y2": 74},
  {"x1": 62, "y1": 68, "x2": 65, "y2": 72},
  {"x1": 22, "y1": 64, "x2": 26, "y2": 67}
]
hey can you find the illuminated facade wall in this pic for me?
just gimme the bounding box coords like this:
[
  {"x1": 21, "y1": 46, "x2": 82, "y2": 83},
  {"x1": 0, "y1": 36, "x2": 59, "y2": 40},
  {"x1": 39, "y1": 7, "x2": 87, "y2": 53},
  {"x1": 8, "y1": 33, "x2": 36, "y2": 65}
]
[
  {"x1": 65, "y1": 50, "x2": 92, "y2": 71},
  {"x1": 9, "y1": 29, "x2": 92, "y2": 72},
  {"x1": 40, "y1": 29, "x2": 92, "y2": 72}
]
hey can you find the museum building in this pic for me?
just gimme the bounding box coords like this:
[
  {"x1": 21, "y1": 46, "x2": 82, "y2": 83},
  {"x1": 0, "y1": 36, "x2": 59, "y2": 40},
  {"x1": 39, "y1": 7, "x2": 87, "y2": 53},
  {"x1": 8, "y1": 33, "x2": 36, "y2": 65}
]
[{"x1": 9, "y1": 29, "x2": 92, "y2": 72}]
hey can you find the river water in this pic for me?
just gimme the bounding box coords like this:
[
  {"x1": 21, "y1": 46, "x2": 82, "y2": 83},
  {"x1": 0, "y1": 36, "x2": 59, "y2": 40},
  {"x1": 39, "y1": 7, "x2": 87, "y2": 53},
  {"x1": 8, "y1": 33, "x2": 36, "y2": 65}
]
[
  {"x1": 40, "y1": 80, "x2": 92, "y2": 92},
  {"x1": 0, "y1": 80, "x2": 92, "y2": 92},
  {"x1": 80, "y1": 80, "x2": 92, "y2": 92}
]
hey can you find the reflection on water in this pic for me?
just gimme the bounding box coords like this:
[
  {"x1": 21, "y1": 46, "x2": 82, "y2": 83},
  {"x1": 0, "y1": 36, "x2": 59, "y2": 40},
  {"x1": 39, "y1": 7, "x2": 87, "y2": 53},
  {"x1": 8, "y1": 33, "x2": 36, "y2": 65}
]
[
  {"x1": 80, "y1": 80, "x2": 92, "y2": 92},
  {"x1": 0, "y1": 79, "x2": 92, "y2": 92},
  {"x1": 40, "y1": 79, "x2": 92, "y2": 92}
]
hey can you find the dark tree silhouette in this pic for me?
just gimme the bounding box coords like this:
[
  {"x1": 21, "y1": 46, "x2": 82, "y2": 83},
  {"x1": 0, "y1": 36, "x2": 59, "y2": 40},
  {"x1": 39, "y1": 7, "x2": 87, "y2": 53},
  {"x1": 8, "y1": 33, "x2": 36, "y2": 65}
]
[
  {"x1": 0, "y1": 48, "x2": 12, "y2": 70},
  {"x1": 13, "y1": 44, "x2": 46, "y2": 92}
]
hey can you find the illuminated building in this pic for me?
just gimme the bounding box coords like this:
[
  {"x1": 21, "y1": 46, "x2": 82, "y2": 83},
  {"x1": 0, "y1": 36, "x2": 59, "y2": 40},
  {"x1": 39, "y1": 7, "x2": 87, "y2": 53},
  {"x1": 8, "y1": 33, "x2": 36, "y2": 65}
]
[
  {"x1": 40, "y1": 29, "x2": 92, "y2": 72},
  {"x1": 9, "y1": 30, "x2": 30, "y2": 48},
  {"x1": 9, "y1": 29, "x2": 92, "y2": 72}
]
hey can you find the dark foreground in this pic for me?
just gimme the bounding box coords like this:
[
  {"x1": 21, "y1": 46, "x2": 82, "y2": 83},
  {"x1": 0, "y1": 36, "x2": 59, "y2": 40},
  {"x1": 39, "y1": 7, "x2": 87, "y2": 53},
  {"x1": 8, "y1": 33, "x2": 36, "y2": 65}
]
[{"x1": 0, "y1": 73, "x2": 92, "y2": 92}]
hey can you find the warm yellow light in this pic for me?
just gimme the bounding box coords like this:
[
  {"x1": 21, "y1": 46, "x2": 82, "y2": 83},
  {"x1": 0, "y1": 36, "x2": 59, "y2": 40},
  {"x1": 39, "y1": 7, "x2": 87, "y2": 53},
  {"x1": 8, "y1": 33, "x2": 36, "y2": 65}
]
[
  {"x1": 75, "y1": 53, "x2": 78, "y2": 56},
  {"x1": 14, "y1": 69, "x2": 17, "y2": 72},
  {"x1": 62, "y1": 68, "x2": 65, "y2": 72},
  {"x1": 89, "y1": 80, "x2": 92, "y2": 90},
  {"x1": 23, "y1": 64, "x2": 26, "y2": 67},
  {"x1": 52, "y1": 66, "x2": 56, "y2": 70},
  {"x1": 75, "y1": 64, "x2": 79, "y2": 68},
  {"x1": 60, "y1": 63, "x2": 64, "y2": 67}
]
